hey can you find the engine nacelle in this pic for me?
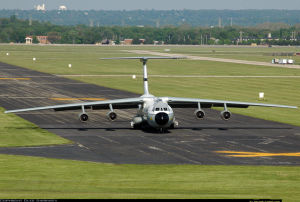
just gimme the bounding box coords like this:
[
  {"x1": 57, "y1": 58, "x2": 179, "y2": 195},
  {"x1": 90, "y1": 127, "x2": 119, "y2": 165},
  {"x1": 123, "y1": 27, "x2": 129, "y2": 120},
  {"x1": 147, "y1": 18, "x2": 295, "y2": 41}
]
[
  {"x1": 79, "y1": 113, "x2": 89, "y2": 122},
  {"x1": 194, "y1": 109, "x2": 205, "y2": 119},
  {"x1": 107, "y1": 111, "x2": 117, "y2": 121},
  {"x1": 220, "y1": 110, "x2": 232, "y2": 121},
  {"x1": 132, "y1": 116, "x2": 143, "y2": 125}
]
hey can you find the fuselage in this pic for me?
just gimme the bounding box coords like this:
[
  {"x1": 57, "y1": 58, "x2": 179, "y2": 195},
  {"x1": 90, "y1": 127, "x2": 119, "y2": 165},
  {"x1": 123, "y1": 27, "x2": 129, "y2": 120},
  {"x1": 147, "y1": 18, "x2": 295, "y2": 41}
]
[{"x1": 137, "y1": 95, "x2": 175, "y2": 129}]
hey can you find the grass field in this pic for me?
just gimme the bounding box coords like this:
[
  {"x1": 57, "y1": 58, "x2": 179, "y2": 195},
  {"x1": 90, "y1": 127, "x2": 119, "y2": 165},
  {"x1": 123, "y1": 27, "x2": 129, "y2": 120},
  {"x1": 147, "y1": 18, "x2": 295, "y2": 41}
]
[
  {"x1": 0, "y1": 154, "x2": 299, "y2": 199},
  {"x1": 0, "y1": 44, "x2": 299, "y2": 200},
  {"x1": 0, "y1": 108, "x2": 70, "y2": 147}
]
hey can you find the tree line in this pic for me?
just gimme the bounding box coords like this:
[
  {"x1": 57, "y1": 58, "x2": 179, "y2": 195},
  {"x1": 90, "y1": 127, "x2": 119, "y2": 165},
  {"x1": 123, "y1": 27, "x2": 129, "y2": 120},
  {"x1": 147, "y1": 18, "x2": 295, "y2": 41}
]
[{"x1": 1, "y1": 16, "x2": 300, "y2": 46}]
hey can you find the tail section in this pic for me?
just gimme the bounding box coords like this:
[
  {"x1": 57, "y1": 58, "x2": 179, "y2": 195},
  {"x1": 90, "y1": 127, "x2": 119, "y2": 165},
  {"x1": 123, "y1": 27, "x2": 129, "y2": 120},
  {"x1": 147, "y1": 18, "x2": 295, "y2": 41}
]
[
  {"x1": 101, "y1": 57, "x2": 186, "y2": 96},
  {"x1": 142, "y1": 59, "x2": 150, "y2": 95}
]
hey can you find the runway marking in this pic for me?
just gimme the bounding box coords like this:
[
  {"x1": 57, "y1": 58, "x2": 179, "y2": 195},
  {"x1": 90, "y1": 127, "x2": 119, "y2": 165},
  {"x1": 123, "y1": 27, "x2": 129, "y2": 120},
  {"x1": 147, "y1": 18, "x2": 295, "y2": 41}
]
[
  {"x1": 77, "y1": 143, "x2": 90, "y2": 150},
  {"x1": 0, "y1": 78, "x2": 31, "y2": 80},
  {"x1": 57, "y1": 74, "x2": 300, "y2": 78},
  {"x1": 50, "y1": 98, "x2": 107, "y2": 101},
  {"x1": 148, "y1": 146, "x2": 163, "y2": 151},
  {"x1": 0, "y1": 96, "x2": 47, "y2": 99},
  {"x1": 216, "y1": 151, "x2": 300, "y2": 157}
]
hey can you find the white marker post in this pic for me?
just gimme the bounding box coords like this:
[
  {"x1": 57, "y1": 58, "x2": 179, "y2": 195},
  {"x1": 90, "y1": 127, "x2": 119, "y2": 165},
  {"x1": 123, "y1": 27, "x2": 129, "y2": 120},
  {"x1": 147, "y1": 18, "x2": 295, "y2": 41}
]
[{"x1": 259, "y1": 92, "x2": 265, "y2": 100}]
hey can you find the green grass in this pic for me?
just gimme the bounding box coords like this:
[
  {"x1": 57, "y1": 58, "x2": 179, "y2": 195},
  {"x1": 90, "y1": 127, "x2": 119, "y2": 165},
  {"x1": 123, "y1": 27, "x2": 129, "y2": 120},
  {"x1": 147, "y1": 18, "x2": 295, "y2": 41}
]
[
  {"x1": 0, "y1": 45, "x2": 299, "y2": 199},
  {"x1": 159, "y1": 46, "x2": 300, "y2": 64},
  {"x1": 0, "y1": 154, "x2": 299, "y2": 200},
  {"x1": 0, "y1": 108, "x2": 70, "y2": 147}
]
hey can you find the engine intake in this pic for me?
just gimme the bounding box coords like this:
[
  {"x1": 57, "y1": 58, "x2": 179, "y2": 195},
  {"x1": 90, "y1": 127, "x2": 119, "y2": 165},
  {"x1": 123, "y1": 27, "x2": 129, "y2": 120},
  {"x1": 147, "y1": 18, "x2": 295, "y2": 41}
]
[
  {"x1": 155, "y1": 112, "x2": 169, "y2": 126},
  {"x1": 194, "y1": 109, "x2": 205, "y2": 119},
  {"x1": 107, "y1": 111, "x2": 117, "y2": 121},
  {"x1": 79, "y1": 113, "x2": 89, "y2": 122},
  {"x1": 220, "y1": 111, "x2": 231, "y2": 121}
]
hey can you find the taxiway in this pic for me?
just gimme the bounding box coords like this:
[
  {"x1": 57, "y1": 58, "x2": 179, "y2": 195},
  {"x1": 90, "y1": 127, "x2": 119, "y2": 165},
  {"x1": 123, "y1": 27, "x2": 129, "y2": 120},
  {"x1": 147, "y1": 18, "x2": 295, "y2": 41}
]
[{"x1": 0, "y1": 62, "x2": 299, "y2": 165}]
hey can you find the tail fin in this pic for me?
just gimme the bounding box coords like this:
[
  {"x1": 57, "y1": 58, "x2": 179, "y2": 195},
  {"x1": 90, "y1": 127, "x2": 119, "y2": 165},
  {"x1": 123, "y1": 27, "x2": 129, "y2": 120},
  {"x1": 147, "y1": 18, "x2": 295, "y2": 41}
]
[{"x1": 101, "y1": 57, "x2": 186, "y2": 96}]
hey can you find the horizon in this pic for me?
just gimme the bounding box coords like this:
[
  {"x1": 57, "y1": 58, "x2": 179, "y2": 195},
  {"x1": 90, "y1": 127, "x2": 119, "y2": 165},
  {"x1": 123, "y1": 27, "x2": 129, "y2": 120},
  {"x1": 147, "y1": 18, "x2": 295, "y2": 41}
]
[{"x1": 2, "y1": 8, "x2": 300, "y2": 11}]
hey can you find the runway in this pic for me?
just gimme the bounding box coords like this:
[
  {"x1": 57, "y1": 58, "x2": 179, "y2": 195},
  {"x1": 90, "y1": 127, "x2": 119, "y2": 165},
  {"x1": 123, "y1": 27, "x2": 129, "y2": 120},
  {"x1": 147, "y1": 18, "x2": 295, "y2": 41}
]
[
  {"x1": 0, "y1": 62, "x2": 300, "y2": 165},
  {"x1": 126, "y1": 50, "x2": 300, "y2": 69}
]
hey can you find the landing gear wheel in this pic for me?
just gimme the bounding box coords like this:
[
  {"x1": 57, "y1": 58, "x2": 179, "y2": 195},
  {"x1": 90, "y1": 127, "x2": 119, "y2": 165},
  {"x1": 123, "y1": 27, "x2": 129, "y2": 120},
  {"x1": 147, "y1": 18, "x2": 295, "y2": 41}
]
[{"x1": 131, "y1": 122, "x2": 142, "y2": 130}]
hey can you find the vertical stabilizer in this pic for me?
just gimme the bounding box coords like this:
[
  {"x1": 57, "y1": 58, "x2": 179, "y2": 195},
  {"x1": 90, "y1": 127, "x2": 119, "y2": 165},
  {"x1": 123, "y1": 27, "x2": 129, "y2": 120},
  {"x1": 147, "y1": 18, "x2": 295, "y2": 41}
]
[
  {"x1": 142, "y1": 59, "x2": 150, "y2": 95},
  {"x1": 101, "y1": 57, "x2": 186, "y2": 96}
]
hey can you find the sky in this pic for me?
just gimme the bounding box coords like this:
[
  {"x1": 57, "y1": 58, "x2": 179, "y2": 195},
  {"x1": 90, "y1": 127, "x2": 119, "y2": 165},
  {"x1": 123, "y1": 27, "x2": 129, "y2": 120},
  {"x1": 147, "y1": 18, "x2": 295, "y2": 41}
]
[{"x1": 1, "y1": 0, "x2": 300, "y2": 10}]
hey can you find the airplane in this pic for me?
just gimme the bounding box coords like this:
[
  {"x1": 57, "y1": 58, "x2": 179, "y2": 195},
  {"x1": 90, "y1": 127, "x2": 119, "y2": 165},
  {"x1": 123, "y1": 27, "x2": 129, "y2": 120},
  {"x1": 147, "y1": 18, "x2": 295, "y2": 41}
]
[{"x1": 5, "y1": 57, "x2": 298, "y2": 132}]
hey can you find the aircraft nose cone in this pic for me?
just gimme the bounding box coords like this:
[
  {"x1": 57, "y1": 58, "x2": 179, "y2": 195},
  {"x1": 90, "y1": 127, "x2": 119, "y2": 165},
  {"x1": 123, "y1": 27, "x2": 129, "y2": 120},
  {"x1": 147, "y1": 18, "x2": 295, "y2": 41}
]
[{"x1": 155, "y1": 112, "x2": 169, "y2": 126}]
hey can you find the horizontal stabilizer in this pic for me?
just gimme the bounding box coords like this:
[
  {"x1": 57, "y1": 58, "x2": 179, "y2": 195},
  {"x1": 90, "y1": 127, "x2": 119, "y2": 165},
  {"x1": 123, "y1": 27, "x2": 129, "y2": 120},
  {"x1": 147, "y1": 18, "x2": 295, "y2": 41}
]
[{"x1": 101, "y1": 57, "x2": 186, "y2": 60}]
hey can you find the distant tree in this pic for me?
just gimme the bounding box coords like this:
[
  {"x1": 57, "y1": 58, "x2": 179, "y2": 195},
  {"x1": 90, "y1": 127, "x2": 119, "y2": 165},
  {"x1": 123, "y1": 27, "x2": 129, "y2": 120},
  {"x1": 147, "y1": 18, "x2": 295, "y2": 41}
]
[
  {"x1": 115, "y1": 38, "x2": 120, "y2": 44},
  {"x1": 32, "y1": 36, "x2": 39, "y2": 44}
]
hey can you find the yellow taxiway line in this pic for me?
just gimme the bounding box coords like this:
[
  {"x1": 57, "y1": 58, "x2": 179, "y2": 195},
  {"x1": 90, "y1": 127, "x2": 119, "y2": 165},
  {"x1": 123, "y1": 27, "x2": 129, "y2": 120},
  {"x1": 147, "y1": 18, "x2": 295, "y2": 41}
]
[
  {"x1": 0, "y1": 78, "x2": 31, "y2": 80},
  {"x1": 50, "y1": 98, "x2": 107, "y2": 101},
  {"x1": 216, "y1": 151, "x2": 300, "y2": 157}
]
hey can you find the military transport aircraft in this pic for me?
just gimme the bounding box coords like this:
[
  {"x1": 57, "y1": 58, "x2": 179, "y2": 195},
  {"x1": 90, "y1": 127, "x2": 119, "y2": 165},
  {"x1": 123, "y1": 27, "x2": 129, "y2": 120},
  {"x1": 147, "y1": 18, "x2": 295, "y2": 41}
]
[{"x1": 5, "y1": 57, "x2": 298, "y2": 131}]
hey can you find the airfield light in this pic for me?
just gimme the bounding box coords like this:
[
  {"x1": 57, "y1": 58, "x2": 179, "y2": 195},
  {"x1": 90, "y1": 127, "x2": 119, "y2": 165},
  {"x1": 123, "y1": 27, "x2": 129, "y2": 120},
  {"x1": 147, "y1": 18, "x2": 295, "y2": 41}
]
[
  {"x1": 132, "y1": 75, "x2": 136, "y2": 79},
  {"x1": 68, "y1": 64, "x2": 72, "y2": 68},
  {"x1": 259, "y1": 92, "x2": 265, "y2": 100},
  {"x1": 33, "y1": 57, "x2": 36, "y2": 61},
  {"x1": 6, "y1": 53, "x2": 9, "y2": 56}
]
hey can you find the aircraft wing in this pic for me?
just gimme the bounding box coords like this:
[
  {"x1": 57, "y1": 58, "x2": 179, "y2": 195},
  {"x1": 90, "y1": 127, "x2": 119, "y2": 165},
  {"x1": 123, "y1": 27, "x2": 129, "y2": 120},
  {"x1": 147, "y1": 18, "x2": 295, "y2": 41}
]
[
  {"x1": 5, "y1": 97, "x2": 144, "y2": 113},
  {"x1": 164, "y1": 97, "x2": 298, "y2": 109}
]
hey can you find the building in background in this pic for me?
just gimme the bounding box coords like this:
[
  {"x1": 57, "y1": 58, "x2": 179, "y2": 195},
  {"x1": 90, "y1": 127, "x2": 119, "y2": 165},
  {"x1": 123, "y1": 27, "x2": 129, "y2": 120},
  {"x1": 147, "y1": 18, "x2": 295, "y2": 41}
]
[
  {"x1": 35, "y1": 4, "x2": 46, "y2": 11},
  {"x1": 58, "y1": 5, "x2": 67, "y2": 11},
  {"x1": 36, "y1": 36, "x2": 50, "y2": 44},
  {"x1": 123, "y1": 39, "x2": 133, "y2": 45},
  {"x1": 25, "y1": 36, "x2": 33, "y2": 44}
]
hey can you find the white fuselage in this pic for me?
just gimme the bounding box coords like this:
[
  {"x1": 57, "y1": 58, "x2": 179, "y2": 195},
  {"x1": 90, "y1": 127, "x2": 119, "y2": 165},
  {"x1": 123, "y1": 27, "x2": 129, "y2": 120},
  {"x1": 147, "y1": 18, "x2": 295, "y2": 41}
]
[{"x1": 138, "y1": 95, "x2": 174, "y2": 129}]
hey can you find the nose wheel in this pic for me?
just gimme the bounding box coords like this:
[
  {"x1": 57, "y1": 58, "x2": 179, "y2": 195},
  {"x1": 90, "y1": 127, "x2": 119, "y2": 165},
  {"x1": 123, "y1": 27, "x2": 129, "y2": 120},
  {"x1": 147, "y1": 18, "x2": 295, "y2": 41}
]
[
  {"x1": 131, "y1": 121, "x2": 141, "y2": 129},
  {"x1": 169, "y1": 120, "x2": 179, "y2": 129}
]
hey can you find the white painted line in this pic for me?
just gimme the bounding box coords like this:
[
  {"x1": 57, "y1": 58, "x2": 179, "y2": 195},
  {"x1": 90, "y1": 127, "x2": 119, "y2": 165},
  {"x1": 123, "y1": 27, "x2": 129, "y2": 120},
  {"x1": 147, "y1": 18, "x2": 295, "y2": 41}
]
[{"x1": 56, "y1": 75, "x2": 300, "y2": 78}]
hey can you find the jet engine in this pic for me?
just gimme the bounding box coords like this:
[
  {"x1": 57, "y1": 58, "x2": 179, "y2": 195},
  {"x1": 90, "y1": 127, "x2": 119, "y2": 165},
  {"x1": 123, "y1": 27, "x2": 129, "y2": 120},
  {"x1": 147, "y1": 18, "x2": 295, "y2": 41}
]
[
  {"x1": 220, "y1": 110, "x2": 232, "y2": 121},
  {"x1": 107, "y1": 111, "x2": 117, "y2": 121},
  {"x1": 79, "y1": 113, "x2": 89, "y2": 122},
  {"x1": 194, "y1": 109, "x2": 205, "y2": 119},
  {"x1": 132, "y1": 116, "x2": 143, "y2": 125},
  {"x1": 155, "y1": 112, "x2": 169, "y2": 126}
]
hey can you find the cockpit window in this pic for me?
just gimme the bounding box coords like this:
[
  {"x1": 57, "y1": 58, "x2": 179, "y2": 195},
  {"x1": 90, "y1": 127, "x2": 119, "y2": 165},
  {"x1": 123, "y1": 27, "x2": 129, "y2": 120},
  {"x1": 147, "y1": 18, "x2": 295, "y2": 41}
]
[
  {"x1": 155, "y1": 108, "x2": 160, "y2": 111},
  {"x1": 164, "y1": 108, "x2": 168, "y2": 111}
]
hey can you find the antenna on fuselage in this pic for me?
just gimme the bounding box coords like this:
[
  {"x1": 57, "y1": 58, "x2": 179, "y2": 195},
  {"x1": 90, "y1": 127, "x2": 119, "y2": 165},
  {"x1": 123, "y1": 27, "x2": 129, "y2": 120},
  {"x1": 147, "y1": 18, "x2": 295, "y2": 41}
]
[{"x1": 101, "y1": 57, "x2": 186, "y2": 96}]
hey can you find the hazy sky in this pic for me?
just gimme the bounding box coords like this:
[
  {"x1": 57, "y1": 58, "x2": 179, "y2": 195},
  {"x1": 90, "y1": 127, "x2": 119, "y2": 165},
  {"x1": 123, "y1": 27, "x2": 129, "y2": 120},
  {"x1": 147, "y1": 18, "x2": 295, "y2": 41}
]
[{"x1": 1, "y1": 0, "x2": 300, "y2": 10}]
